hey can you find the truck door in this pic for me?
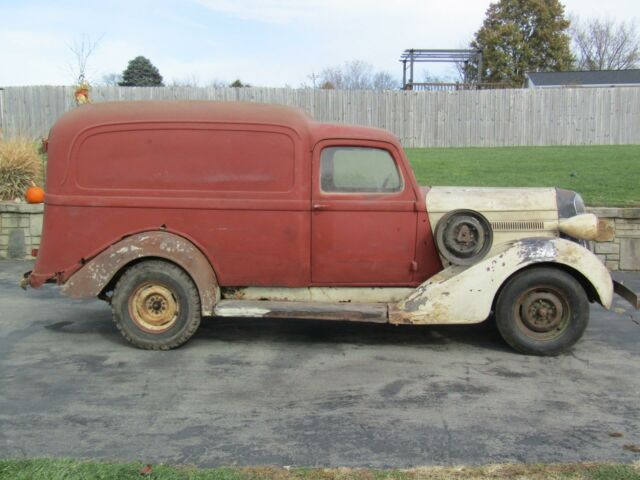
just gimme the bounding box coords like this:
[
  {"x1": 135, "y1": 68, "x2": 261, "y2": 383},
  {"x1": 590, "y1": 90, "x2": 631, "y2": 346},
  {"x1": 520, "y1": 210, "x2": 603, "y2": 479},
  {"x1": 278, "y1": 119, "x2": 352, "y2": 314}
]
[{"x1": 311, "y1": 140, "x2": 418, "y2": 285}]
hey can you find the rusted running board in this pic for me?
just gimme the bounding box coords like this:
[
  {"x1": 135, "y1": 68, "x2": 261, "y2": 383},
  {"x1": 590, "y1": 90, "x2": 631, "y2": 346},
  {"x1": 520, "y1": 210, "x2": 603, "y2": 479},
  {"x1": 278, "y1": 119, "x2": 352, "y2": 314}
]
[
  {"x1": 214, "y1": 300, "x2": 389, "y2": 323},
  {"x1": 613, "y1": 280, "x2": 640, "y2": 310}
]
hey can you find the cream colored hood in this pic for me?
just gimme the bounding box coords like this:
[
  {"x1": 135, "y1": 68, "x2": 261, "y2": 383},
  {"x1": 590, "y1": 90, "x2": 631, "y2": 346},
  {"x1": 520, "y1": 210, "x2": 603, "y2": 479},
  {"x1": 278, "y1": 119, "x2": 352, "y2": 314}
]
[
  {"x1": 425, "y1": 187, "x2": 560, "y2": 260},
  {"x1": 426, "y1": 186, "x2": 558, "y2": 213}
]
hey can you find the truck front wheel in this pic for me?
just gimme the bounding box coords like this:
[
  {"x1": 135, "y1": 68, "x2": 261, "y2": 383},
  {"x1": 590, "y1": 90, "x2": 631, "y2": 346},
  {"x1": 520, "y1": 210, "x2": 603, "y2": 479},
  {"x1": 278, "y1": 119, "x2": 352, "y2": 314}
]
[
  {"x1": 495, "y1": 267, "x2": 589, "y2": 356},
  {"x1": 111, "y1": 260, "x2": 201, "y2": 350}
]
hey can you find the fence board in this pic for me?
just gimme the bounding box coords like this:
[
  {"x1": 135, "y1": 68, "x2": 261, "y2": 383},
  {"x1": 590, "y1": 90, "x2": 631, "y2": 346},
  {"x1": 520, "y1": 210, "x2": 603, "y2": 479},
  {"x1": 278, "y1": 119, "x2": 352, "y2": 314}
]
[{"x1": 0, "y1": 85, "x2": 638, "y2": 147}]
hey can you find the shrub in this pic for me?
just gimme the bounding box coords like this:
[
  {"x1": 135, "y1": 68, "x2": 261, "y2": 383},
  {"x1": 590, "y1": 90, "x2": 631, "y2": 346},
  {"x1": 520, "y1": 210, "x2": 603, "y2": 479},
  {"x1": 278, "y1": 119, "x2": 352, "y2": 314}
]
[{"x1": 0, "y1": 137, "x2": 43, "y2": 201}]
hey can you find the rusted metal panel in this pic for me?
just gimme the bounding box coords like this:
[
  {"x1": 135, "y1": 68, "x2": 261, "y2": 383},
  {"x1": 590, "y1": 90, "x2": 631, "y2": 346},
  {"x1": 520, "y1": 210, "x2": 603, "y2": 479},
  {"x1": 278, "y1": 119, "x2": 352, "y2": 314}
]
[
  {"x1": 214, "y1": 300, "x2": 388, "y2": 323},
  {"x1": 222, "y1": 287, "x2": 413, "y2": 303},
  {"x1": 60, "y1": 231, "x2": 219, "y2": 315},
  {"x1": 389, "y1": 237, "x2": 614, "y2": 325}
]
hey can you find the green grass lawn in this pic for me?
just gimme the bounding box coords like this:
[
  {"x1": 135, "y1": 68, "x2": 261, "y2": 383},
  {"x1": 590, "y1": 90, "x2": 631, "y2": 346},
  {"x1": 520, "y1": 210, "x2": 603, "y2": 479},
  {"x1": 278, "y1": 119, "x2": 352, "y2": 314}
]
[
  {"x1": 1, "y1": 460, "x2": 639, "y2": 480},
  {"x1": 405, "y1": 145, "x2": 640, "y2": 207}
]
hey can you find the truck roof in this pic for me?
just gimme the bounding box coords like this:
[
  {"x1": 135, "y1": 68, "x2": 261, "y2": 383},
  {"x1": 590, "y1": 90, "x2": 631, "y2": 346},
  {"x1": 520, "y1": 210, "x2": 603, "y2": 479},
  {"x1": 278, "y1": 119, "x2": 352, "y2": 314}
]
[{"x1": 51, "y1": 100, "x2": 400, "y2": 146}]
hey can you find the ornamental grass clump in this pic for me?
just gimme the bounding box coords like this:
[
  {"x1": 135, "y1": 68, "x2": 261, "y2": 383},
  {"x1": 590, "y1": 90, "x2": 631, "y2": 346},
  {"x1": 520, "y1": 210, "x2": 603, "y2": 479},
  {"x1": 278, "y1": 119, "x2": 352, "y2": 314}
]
[{"x1": 0, "y1": 136, "x2": 43, "y2": 201}]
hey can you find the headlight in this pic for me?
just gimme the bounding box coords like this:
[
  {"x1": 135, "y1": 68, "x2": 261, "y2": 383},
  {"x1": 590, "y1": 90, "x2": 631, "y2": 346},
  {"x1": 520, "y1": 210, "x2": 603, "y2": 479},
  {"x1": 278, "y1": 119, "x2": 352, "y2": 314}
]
[
  {"x1": 573, "y1": 193, "x2": 586, "y2": 215},
  {"x1": 556, "y1": 188, "x2": 585, "y2": 218},
  {"x1": 558, "y1": 214, "x2": 598, "y2": 241},
  {"x1": 555, "y1": 188, "x2": 591, "y2": 244}
]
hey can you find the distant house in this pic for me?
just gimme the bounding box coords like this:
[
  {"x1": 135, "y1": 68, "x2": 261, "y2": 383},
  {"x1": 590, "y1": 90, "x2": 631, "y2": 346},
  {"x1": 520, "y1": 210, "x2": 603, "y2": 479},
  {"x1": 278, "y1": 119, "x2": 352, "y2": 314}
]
[{"x1": 525, "y1": 70, "x2": 640, "y2": 88}]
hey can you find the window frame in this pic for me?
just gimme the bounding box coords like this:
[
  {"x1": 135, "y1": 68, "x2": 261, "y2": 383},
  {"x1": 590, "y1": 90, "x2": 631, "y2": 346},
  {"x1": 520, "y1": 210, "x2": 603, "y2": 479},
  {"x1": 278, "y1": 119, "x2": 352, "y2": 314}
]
[{"x1": 318, "y1": 145, "x2": 406, "y2": 196}]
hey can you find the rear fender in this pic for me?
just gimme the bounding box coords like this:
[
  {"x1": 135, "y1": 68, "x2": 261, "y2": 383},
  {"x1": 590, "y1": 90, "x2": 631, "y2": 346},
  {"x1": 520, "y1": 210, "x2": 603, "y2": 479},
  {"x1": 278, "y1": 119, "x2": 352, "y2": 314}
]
[
  {"x1": 60, "y1": 231, "x2": 219, "y2": 315},
  {"x1": 389, "y1": 237, "x2": 613, "y2": 325}
]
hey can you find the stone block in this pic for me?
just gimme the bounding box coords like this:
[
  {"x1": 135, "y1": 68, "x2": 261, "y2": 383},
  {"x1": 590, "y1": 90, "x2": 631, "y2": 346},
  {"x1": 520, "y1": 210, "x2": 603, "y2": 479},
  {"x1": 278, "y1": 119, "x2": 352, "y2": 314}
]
[
  {"x1": 30, "y1": 214, "x2": 43, "y2": 236},
  {"x1": 595, "y1": 218, "x2": 615, "y2": 242},
  {"x1": 594, "y1": 242, "x2": 619, "y2": 255},
  {"x1": 614, "y1": 223, "x2": 640, "y2": 230},
  {"x1": 605, "y1": 261, "x2": 619, "y2": 271},
  {"x1": 1, "y1": 215, "x2": 18, "y2": 228},
  {"x1": 616, "y1": 230, "x2": 640, "y2": 238},
  {"x1": 31, "y1": 235, "x2": 41, "y2": 247},
  {"x1": 588, "y1": 207, "x2": 640, "y2": 219},
  {"x1": 588, "y1": 207, "x2": 620, "y2": 218},
  {"x1": 0, "y1": 202, "x2": 44, "y2": 214},
  {"x1": 620, "y1": 238, "x2": 640, "y2": 271},
  {"x1": 619, "y1": 208, "x2": 640, "y2": 219},
  {"x1": 19, "y1": 216, "x2": 30, "y2": 228},
  {"x1": 0, "y1": 235, "x2": 8, "y2": 246},
  {"x1": 7, "y1": 229, "x2": 25, "y2": 259}
]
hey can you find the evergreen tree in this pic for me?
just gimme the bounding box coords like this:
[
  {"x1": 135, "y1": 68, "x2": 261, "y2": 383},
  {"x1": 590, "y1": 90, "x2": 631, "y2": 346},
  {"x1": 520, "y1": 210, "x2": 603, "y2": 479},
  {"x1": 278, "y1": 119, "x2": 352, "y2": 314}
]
[{"x1": 119, "y1": 56, "x2": 164, "y2": 86}]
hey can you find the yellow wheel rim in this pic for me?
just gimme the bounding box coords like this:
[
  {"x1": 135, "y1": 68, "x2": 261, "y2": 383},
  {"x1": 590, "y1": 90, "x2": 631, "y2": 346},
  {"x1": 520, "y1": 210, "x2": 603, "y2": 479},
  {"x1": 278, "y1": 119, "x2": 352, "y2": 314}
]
[{"x1": 128, "y1": 282, "x2": 179, "y2": 333}]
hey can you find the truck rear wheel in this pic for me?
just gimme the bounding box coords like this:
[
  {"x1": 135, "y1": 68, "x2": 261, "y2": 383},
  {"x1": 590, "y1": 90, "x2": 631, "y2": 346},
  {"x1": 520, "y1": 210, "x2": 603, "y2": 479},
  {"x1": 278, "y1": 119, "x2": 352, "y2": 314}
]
[
  {"x1": 111, "y1": 260, "x2": 201, "y2": 350},
  {"x1": 495, "y1": 267, "x2": 589, "y2": 356}
]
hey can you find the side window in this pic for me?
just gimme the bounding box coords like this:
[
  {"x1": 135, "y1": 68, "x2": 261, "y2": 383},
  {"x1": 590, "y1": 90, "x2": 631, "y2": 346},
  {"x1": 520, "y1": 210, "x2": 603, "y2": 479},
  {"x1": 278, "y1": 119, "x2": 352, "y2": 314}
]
[{"x1": 320, "y1": 147, "x2": 403, "y2": 193}]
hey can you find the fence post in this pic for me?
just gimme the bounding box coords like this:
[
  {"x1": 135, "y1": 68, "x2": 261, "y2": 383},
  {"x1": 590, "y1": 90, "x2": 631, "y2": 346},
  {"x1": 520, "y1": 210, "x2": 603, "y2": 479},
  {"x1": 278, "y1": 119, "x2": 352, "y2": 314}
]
[{"x1": 0, "y1": 87, "x2": 4, "y2": 137}]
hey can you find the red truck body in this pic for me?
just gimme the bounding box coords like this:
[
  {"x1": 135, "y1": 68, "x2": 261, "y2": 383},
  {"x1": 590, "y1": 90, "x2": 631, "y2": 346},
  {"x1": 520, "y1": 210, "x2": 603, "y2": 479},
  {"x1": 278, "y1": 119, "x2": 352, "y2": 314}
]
[{"x1": 31, "y1": 101, "x2": 442, "y2": 289}]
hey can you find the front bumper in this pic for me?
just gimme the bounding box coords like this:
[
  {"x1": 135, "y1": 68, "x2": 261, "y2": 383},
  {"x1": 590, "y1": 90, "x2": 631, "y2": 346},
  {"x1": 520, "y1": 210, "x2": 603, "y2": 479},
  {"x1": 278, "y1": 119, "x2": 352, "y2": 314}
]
[{"x1": 613, "y1": 279, "x2": 640, "y2": 309}]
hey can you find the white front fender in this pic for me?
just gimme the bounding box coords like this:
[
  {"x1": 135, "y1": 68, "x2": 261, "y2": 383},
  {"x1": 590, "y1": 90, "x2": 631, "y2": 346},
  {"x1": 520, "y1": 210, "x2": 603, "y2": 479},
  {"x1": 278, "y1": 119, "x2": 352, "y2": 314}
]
[{"x1": 389, "y1": 237, "x2": 613, "y2": 325}]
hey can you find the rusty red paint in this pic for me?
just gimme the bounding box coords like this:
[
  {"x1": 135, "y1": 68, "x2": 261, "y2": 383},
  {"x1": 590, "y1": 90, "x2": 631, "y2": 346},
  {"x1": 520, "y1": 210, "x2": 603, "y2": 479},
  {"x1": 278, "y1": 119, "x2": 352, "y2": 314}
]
[
  {"x1": 29, "y1": 101, "x2": 442, "y2": 297},
  {"x1": 60, "y1": 231, "x2": 219, "y2": 315}
]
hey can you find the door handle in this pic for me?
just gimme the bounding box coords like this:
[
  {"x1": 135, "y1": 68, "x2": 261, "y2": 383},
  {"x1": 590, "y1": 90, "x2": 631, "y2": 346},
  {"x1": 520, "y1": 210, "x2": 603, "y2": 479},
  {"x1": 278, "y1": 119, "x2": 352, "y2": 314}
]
[{"x1": 313, "y1": 203, "x2": 330, "y2": 211}]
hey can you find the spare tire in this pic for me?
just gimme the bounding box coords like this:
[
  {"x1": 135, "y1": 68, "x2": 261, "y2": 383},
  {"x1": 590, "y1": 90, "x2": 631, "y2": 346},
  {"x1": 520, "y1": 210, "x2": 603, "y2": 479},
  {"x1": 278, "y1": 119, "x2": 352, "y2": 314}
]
[{"x1": 435, "y1": 209, "x2": 493, "y2": 265}]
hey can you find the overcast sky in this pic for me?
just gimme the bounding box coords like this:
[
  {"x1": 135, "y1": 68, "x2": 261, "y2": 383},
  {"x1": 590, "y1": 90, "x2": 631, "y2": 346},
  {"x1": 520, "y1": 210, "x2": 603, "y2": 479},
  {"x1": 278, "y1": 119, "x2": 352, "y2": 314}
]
[{"x1": 0, "y1": 0, "x2": 638, "y2": 87}]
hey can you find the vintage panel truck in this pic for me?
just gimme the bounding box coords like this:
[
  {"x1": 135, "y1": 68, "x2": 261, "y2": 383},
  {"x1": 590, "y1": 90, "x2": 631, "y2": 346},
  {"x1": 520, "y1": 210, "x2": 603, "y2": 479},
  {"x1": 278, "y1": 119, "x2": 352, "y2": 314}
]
[{"x1": 21, "y1": 101, "x2": 636, "y2": 355}]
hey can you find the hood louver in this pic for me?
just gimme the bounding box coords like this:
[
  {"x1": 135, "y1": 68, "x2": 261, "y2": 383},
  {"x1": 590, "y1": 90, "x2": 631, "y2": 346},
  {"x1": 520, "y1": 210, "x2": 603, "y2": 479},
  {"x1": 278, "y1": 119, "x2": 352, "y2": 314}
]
[{"x1": 491, "y1": 220, "x2": 545, "y2": 231}]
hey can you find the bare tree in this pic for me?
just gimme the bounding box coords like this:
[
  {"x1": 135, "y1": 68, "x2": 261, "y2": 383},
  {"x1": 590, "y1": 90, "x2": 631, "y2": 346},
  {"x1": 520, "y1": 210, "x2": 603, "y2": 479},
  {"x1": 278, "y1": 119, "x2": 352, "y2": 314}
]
[
  {"x1": 422, "y1": 71, "x2": 456, "y2": 83},
  {"x1": 67, "y1": 34, "x2": 103, "y2": 84},
  {"x1": 341, "y1": 60, "x2": 373, "y2": 89},
  {"x1": 317, "y1": 60, "x2": 399, "y2": 90},
  {"x1": 570, "y1": 17, "x2": 640, "y2": 70},
  {"x1": 319, "y1": 66, "x2": 345, "y2": 89},
  {"x1": 372, "y1": 71, "x2": 399, "y2": 90},
  {"x1": 169, "y1": 74, "x2": 201, "y2": 87},
  {"x1": 100, "y1": 72, "x2": 122, "y2": 86},
  {"x1": 319, "y1": 80, "x2": 336, "y2": 90},
  {"x1": 306, "y1": 72, "x2": 320, "y2": 88},
  {"x1": 207, "y1": 79, "x2": 229, "y2": 88}
]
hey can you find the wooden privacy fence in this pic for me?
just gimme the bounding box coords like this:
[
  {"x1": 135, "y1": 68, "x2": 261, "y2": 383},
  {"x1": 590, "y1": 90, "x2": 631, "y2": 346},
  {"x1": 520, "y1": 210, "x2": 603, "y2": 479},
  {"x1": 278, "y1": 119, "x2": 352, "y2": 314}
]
[{"x1": 0, "y1": 85, "x2": 639, "y2": 147}]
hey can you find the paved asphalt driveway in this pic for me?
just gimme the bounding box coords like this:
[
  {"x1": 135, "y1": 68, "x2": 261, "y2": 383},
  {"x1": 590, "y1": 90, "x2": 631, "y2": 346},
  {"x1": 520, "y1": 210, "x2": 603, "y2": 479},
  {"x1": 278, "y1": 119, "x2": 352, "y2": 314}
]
[{"x1": 1, "y1": 260, "x2": 639, "y2": 468}]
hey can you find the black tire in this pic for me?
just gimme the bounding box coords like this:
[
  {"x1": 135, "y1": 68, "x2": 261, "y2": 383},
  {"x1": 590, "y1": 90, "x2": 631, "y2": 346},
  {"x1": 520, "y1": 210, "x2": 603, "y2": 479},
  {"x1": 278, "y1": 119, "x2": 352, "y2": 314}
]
[
  {"x1": 111, "y1": 260, "x2": 201, "y2": 350},
  {"x1": 495, "y1": 267, "x2": 589, "y2": 356}
]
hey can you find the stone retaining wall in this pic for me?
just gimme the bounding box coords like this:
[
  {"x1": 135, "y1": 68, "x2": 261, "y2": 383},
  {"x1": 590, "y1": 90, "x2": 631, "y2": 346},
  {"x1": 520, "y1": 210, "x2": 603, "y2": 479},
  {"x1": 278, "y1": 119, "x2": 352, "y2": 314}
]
[
  {"x1": 588, "y1": 207, "x2": 640, "y2": 271},
  {"x1": 0, "y1": 202, "x2": 43, "y2": 259},
  {"x1": 1, "y1": 202, "x2": 639, "y2": 271}
]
